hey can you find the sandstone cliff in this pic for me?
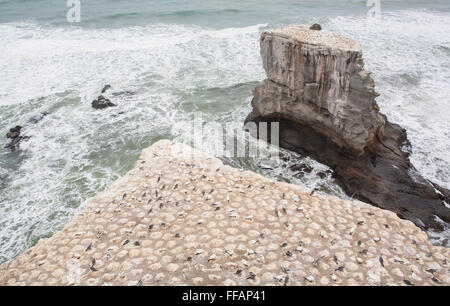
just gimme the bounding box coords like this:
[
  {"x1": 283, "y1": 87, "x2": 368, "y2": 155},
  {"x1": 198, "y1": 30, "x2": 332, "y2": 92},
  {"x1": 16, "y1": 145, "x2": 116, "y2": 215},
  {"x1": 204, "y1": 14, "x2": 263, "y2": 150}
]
[{"x1": 246, "y1": 26, "x2": 450, "y2": 232}]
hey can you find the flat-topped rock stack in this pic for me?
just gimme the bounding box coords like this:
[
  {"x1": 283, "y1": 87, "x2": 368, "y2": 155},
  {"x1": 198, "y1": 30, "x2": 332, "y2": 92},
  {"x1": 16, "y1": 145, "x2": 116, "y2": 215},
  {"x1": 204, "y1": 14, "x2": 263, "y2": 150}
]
[
  {"x1": 246, "y1": 25, "x2": 450, "y2": 233},
  {"x1": 1, "y1": 140, "x2": 448, "y2": 286},
  {"x1": 249, "y1": 26, "x2": 385, "y2": 154}
]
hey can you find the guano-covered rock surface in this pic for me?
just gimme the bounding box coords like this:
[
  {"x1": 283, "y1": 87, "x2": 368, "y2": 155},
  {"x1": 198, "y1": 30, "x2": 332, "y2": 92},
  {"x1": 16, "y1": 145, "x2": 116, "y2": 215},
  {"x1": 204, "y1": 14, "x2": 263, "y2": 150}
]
[{"x1": 0, "y1": 140, "x2": 448, "y2": 286}]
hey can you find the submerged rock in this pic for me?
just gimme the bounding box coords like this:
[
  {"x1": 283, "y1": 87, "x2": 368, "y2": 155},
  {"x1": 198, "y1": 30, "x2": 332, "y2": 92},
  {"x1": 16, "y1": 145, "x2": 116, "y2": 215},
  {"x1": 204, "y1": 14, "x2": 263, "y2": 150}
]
[
  {"x1": 101, "y1": 84, "x2": 111, "y2": 93},
  {"x1": 5, "y1": 126, "x2": 30, "y2": 152},
  {"x1": 309, "y1": 23, "x2": 322, "y2": 31},
  {"x1": 28, "y1": 111, "x2": 50, "y2": 124},
  {"x1": 317, "y1": 171, "x2": 327, "y2": 179},
  {"x1": 245, "y1": 26, "x2": 450, "y2": 232},
  {"x1": 0, "y1": 140, "x2": 448, "y2": 285},
  {"x1": 249, "y1": 26, "x2": 385, "y2": 155}
]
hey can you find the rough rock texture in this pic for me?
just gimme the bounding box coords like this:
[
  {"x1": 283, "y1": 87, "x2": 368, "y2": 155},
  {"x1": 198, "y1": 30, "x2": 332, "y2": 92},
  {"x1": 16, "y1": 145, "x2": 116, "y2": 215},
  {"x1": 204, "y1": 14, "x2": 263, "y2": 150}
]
[
  {"x1": 101, "y1": 84, "x2": 112, "y2": 94},
  {"x1": 309, "y1": 24, "x2": 322, "y2": 31},
  {"x1": 0, "y1": 140, "x2": 449, "y2": 286},
  {"x1": 4, "y1": 126, "x2": 30, "y2": 152},
  {"x1": 246, "y1": 26, "x2": 450, "y2": 232},
  {"x1": 92, "y1": 95, "x2": 116, "y2": 110},
  {"x1": 250, "y1": 26, "x2": 385, "y2": 155}
]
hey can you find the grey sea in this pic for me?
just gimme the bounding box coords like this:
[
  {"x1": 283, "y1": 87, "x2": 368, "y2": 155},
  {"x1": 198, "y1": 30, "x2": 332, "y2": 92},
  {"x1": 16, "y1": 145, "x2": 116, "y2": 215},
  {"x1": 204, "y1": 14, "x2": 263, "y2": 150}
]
[{"x1": 0, "y1": 0, "x2": 449, "y2": 263}]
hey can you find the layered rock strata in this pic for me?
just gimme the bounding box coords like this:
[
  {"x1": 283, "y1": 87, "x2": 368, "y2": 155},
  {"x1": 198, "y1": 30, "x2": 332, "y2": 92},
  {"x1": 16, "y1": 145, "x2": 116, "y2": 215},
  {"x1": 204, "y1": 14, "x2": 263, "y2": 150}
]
[
  {"x1": 246, "y1": 26, "x2": 450, "y2": 232},
  {"x1": 0, "y1": 140, "x2": 449, "y2": 286}
]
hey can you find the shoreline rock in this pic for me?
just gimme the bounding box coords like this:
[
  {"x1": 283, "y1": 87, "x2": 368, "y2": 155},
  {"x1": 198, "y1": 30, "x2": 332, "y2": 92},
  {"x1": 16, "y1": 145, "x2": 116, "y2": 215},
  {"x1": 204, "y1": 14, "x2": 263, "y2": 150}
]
[
  {"x1": 5, "y1": 126, "x2": 25, "y2": 152},
  {"x1": 28, "y1": 111, "x2": 50, "y2": 124},
  {"x1": 92, "y1": 95, "x2": 116, "y2": 109},
  {"x1": 5, "y1": 126, "x2": 31, "y2": 152},
  {"x1": 245, "y1": 25, "x2": 450, "y2": 232},
  {"x1": 310, "y1": 23, "x2": 322, "y2": 31},
  {"x1": 92, "y1": 85, "x2": 136, "y2": 109},
  {"x1": 0, "y1": 140, "x2": 448, "y2": 285}
]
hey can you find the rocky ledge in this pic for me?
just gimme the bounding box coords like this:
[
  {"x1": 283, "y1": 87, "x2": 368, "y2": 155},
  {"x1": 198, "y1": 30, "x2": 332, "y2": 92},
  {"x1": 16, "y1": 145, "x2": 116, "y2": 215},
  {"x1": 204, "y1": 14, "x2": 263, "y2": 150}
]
[
  {"x1": 245, "y1": 26, "x2": 450, "y2": 232},
  {"x1": 0, "y1": 140, "x2": 448, "y2": 286}
]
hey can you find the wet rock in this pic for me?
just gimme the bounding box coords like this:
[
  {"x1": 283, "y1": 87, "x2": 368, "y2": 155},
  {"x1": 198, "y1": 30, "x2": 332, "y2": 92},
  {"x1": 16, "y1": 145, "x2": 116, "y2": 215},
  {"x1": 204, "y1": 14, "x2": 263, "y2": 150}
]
[
  {"x1": 92, "y1": 95, "x2": 116, "y2": 110},
  {"x1": 5, "y1": 126, "x2": 30, "y2": 152},
  {"x1": 249, "y1": 26, "x2": 384, "y2": 155},
  {"x1": 6, "y1": 126, "x2": 21, "y2": 139},
  {"x1": 1, "y1": 139, "x2": 449, "y2": 286},
  {"x1": 310, "y1": 23, "x2": 322, "y2": 31},
  {"x1": 28, "y1": 111, "x2": 50, "y2": 124},
  {"x1": 317, "y1": 172, "x2": 327, "y2": 179},
  {"x1": 112, "y1": 90, "x2": 136, "y2": 97},
  {"x1": 245, "y1": 26, "x2": 450, "y2": 232},
  {"x1": 101, "y1": 85, "x2": 112, "y2": 93},
  {"x1": 290, "y1": 163, "x2": 313, "y2": 173}
]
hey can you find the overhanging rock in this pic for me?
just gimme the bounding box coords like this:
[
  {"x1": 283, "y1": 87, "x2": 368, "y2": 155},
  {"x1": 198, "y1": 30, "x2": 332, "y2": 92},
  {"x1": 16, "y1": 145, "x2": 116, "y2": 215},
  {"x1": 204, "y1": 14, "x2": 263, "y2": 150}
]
[{"x1": 1, "y1": 140, "x2": 448, "y2": 285}]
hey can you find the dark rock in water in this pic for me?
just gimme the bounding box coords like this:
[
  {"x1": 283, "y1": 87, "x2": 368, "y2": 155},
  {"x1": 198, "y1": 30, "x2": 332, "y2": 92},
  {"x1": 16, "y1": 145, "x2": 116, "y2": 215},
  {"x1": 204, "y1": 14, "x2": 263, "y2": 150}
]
[
  {"x1": 317, "y1": 171, "x2": 327, "y2": 179},
  {"x1": 310, "y1": 23, "x2": 322, "y2": 31},
  {"x1": 101, "y1": 85, "x2": 112, "y2": 93},
  {"x1": 279, "y1": 152, "x2": 290, "y2": 162},
  {"x1": 28, "y1": 111, "x2": 50, "y2": 124},
  {"x1": 92, "y1": 95, "x2": 116, "y2": 109},
  {"x1": 5, "y1": 111, "x2": 49, "y2": 152},
  {"x1": 112, "y1": 90, "x2": 136, "y2": 97},
  {"x1": 6, "y1": 131, "x2": 20, "y2": 139},
  {"x1": 5, "y1": 126, "x2": 30, "y2": 152},
  {"x1": 290, "y1": 163, "x2": 313, "y2": 173},
  {"x1": 245, "y1": 26, "x2": 450, "y2": 232},
  {"x1": 111, "y1": 111, "x2": 126, "y2": 118},
  {"x1": 247, "y1": 116, "x2": 450, "y2": 232}
]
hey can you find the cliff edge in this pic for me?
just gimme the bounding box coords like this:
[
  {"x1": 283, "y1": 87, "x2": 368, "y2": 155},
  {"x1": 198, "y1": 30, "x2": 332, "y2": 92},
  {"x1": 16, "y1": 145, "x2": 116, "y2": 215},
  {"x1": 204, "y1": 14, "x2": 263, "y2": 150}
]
[
  {"x1": 0, "y1": 140, "x2": 448, "y2": 286},
  {"x1": 251, "y1": 26, "x2": 385, "y2": 155}
]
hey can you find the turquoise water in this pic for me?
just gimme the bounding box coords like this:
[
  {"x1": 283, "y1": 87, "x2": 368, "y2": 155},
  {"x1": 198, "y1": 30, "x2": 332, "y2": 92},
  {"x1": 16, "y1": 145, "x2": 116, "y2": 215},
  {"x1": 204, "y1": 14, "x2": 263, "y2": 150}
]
[
  {"x1": 0, "y1": 0, "x2": 449, "y2": 262},
  {"x1": 1, "y1": 0, "x2": 449, "y2": 27}
]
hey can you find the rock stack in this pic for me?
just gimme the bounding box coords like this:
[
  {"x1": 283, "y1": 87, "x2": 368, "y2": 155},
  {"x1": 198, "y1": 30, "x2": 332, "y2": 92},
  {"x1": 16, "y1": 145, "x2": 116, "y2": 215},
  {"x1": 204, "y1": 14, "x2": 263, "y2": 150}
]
[
  {"x1": 91, "y1": 95, "x2": 116, "y2": 109},
  {"x1": 246, "y1": 25, "x2": 450, "y2": 232}
]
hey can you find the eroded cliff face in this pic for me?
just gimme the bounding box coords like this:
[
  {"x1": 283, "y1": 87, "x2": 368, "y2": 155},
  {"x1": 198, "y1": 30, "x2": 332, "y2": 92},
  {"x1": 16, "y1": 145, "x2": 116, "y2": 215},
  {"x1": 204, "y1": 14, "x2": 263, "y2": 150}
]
[
  {"x1": 246, "y1": 26, "x2": 450, "y2": 232},
  {"x1": 250, "y1": 26, "x2": 385, "y2": 155}
]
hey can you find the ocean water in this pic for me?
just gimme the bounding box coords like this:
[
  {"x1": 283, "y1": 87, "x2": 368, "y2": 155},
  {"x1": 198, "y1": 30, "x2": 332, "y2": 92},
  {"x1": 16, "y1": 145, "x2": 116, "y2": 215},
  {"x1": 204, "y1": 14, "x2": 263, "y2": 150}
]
[{"x1": 0, "y1": 0, "x2": 449, "y2": 262}]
